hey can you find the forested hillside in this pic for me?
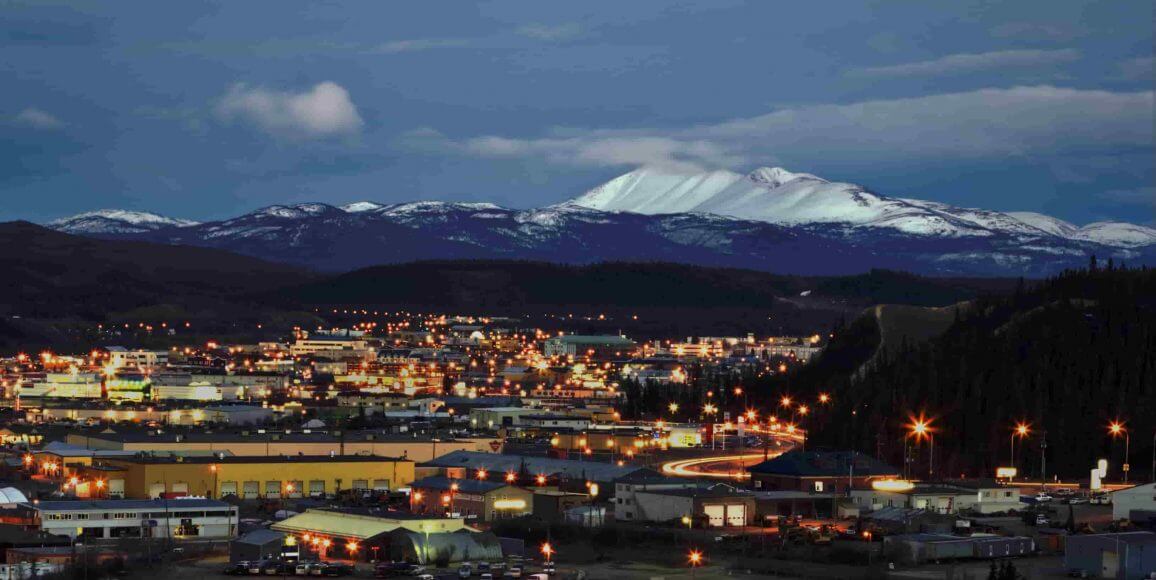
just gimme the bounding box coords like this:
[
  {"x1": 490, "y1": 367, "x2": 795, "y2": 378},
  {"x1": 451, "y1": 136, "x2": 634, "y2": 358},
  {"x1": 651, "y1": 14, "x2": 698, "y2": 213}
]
[{"x1": 760, "y1": 261, "x2": 1156, "y2": 480}]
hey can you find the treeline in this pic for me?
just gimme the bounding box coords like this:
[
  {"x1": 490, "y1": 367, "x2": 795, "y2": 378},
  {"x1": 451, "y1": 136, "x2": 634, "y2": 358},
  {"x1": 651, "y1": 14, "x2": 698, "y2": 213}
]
[{"x1": 749, "y1": 261, "x2": 1156, "y2": 480}]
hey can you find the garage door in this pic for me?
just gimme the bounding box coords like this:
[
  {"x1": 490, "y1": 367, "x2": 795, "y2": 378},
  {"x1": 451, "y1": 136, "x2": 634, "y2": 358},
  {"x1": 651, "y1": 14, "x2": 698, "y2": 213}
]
[
  {"x1": 704, "y1": 505, "x2": 725, "y2": 527},
  {"x1": 725, "y1": 504, "x2": 746, "y2": 527},
  {"x1": 108, "y1": 479, "x2": 125, "y2": 498},
  {"x1": 148, "y1": 483, "x2": 165, "y2": 499},
  {"x1": 242, "y1": 481, "x2": 259, "y2": 499}
]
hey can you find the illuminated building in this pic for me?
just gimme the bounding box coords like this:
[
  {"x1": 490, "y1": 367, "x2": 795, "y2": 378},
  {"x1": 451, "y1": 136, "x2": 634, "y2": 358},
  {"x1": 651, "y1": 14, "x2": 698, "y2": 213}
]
[
  {"x1": 31, "y1": 498, "x2": 237, "y2": 540},
  {"x1": 408, "y1": 476, "x2": 533, "y2": 522}
]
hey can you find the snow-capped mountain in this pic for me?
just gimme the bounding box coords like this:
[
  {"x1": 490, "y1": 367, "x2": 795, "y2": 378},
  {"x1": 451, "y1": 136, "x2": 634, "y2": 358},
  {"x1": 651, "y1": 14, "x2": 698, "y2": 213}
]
[
  {"x1": 43, "y1": 167, "x2": 1155, "y2": 276},
  {"x1": 49, "y1": 209, "x2": 199, "y2": 234},
  {"x1": 571, "y1": 166, "x2": 1153, "y2": 245}
]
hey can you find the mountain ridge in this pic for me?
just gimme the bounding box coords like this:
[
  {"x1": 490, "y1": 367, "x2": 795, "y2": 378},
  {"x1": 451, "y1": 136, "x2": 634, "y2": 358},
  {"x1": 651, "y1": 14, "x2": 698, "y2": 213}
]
[{"x1": 41, "y1": 166, "x2": 1156, "y2": 276}]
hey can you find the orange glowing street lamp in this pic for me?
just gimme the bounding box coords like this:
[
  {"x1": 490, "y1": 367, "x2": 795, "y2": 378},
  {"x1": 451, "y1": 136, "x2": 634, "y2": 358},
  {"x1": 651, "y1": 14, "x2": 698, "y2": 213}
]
[
  {"x1": 540, "y1": 542, "x2": 554, "y2": 561},
  {"x1": 906, "y1": 414, "x2": 936, "y2": 478},
  {"x1": 1108, "y1": 421, "x2": 1130, "y2": 483},
  {"x1": 818, "y1": 393, "x2": 830, "y2": 404},
  {"x1": 688, "y1": 549, "x2": 702, "y2": 577},
  {"x1": 780, "y1": 396, "x2": 791, "y2": 408},
  {"x1": 1009, "y1": 422, "x2": 1030, "y2": 480},
  {"x1": 476, "y1": 469, "x2": 488, "y2": 480}
]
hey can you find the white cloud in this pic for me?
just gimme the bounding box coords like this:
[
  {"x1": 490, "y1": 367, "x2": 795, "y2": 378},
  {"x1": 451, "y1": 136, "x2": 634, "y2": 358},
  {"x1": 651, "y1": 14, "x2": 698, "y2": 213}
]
[
  {"x1": 516, "y1": 23, "x2": 583, "y2": 41},
  {"x1": 14, "y1": 107, "x2": 64, "y2": 129},
  {"x1": 432, "y1": 86, "x2": 1153, "y2": 169},
  {"x1": 848, "y1": 49, "x2": 1080, "y2": 78},
  {"x1": 463, "y1": 135, "x2": 742, "y2": 173},
  {"x1": 215, "y1": 81, "x2": 363, "y2": 138},
  {"x1": 375, "y1": 38, "x2": 469, "y2": 54}
]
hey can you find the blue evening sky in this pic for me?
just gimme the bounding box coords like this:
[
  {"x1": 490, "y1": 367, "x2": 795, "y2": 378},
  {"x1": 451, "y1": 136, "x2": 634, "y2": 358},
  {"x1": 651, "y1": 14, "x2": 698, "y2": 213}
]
[{"x1": 2, "y1": 0, "x2": 1153, "y2": 225}]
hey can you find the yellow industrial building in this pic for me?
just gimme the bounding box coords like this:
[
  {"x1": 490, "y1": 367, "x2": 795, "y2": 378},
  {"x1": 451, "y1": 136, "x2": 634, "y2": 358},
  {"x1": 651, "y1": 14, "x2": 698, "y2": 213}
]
[
  {"x1": 72, "y1": 455, "x2": 415, "y2": 500},
  {"x1": 65, "y1": 430, "x2": 501, "y2": 463}
]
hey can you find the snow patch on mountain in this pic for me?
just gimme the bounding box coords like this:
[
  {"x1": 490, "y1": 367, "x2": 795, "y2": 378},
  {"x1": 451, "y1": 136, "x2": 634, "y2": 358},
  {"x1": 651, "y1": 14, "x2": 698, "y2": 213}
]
[
  {"x1": 50, "y1": 209, "x2": 199, "y2": 234},
  {"x1": 341, "y1": 201, "x2": 385, "y2": 213},
  {"x1": 1071, "y1": 222, "x2": 1156, "y2": 248}
]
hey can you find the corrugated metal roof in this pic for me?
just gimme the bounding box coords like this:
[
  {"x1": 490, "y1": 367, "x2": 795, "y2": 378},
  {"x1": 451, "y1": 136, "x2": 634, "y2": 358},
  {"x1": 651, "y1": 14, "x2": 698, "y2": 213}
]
[
  {"x1": 748, "y1": 450, "x2": 898, "y2": 477},
  {"x1": 424, "y1": 451, "x2": 649, "y2": 483},
  {"x1": 35, "y1": 499, "x2": 231, "y2": 511},
  {"x1": 271, "y1": 509, "x2": 464, "y2": 540}
]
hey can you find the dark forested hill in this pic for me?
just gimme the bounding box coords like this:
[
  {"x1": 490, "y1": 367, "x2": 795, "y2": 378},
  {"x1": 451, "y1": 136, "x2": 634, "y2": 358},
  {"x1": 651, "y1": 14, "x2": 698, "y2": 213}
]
[
  {"x1": 282, "y1": 261, "x2": 1017, "y2": 337},
  {"x1": 0, "y1": 221, "x2": 311, "y2": 318},
  {"x1": 758, "y1": 262, "x2": 1156, "y2": 480}
]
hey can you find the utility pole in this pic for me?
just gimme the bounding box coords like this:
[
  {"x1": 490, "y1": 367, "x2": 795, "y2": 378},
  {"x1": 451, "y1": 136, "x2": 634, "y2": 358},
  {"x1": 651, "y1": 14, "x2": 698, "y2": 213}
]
[{"x1": 1040, "y1": 430, "x2": 1047, "y2": 488}]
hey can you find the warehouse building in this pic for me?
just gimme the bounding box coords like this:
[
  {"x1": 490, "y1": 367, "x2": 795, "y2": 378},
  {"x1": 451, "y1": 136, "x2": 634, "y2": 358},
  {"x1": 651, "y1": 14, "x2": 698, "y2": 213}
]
[
  {"x1": 618, "y1": 480, "x2": 755, "y2": 527},
  {"x1": 422, "y1": 451, "x2": 654, "y2": 491},
  {"x1": 1065, "y1": 532, "x2": 1156, "y2": 580},
  {"x1": 64, "y1": 429, "x2": 499, "y2": 463},
  {"x1": 74, "y1": 454, "x2": 415, "y2": 499},
  {"x1": 747, "y1": 450, "x2": 899, "y2": 494},
  {"x1": 543, "y1": 335, "x2": 636, "y2": 359},
  {"x1": 885, "y1": 533, "x2": 1035, "y2": 565},
  {"x1": 27, "y1": 499, "x2": 238, "y2": 541},
  {"x1": 1112, "y1": 483, "x2": 1156, "y2": 522},
  {"x1": 271, "y1": 508, "x2": 498, "y2": 563}
]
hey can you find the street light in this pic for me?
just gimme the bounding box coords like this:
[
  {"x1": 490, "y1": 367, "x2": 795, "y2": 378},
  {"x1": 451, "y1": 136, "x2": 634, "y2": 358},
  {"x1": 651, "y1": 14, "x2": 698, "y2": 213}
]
[
  {"x1": 908, "y1": 414, "x2": 935, "y2": 479},
  {"x1": 688, "y1": 549, "x2": 702, "y2": 578},
  {"x1": 1108, "y1": 421, "x2": 1130, "y2": 483},
  {"x1": 818, "y1": 393, "x2": 830, "y2": 404},
  {"x1": 668, "y1": 402, "x2": 679, "y2": 414},
  {"x1": 1010, "y1": 423, "x2": 1030, "y2": 481},
  {"x1": 540, "y1": 542, "x2": 553, "y2": 562}
]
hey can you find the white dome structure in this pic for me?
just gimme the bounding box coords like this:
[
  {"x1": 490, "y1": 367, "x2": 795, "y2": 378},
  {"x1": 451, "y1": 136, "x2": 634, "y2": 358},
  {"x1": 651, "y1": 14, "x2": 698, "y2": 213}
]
[{"x1": 0, "y1": 487, "x2": 30, "y2": 505}]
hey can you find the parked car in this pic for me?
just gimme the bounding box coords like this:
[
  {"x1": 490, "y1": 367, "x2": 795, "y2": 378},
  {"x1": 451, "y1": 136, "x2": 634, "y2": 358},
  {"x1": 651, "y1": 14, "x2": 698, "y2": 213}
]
[
  {"x1": 1090, "y1": 494, "x2": 1112, "y2": 505},
  {"x1": 223, "y1": 562, "x2": 250, "y2": 575},
  {"x1": 1035, "y1": 493, "x2": 1053, "y2": 502},
  {"x1": 459, "y1": 563, "x2": 473, "y2": 578},
  {"x1": 1066, "y1": 496, "x2": 1089, "y2": 505}
]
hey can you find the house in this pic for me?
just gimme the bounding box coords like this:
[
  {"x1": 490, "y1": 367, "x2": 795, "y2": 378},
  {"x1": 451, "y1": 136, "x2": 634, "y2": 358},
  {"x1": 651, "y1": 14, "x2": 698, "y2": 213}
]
[
  {"x1": 747, "y1": 450, "x2": 899, "y2": 494},
  {"x1": 1111, "y1": 483, "x2": 1156, "y2": 522}
]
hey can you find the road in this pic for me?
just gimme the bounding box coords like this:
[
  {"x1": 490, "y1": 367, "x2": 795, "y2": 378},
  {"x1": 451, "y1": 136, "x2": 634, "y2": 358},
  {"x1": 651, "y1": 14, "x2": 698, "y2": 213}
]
[{"x1": 661, "y1": 452, "x2": 773, "y2": 479}]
